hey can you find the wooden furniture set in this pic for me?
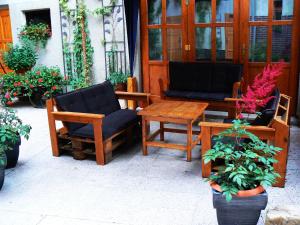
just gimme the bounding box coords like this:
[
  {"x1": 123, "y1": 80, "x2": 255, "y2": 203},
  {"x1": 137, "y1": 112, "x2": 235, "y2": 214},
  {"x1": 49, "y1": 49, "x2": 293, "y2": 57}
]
[
  {"x1": 46, "y1": 76, "x2": 291, "y2": 187},
  {"x1": 160, "y1": 62, "x2": 243, "y2": 118}
]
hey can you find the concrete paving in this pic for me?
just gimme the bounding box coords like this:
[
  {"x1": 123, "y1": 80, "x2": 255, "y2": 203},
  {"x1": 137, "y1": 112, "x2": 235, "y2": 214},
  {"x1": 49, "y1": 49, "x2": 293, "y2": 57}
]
[{"x1": 0, "y1": 105, "x2": 299, "y2": 225}]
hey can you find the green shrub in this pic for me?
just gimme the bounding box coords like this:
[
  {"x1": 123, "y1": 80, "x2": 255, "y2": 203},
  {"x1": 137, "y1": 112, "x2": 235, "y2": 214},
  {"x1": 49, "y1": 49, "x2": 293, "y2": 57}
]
[{"x1": 19, "y1": 23, "x2": 51, "y2": 48}]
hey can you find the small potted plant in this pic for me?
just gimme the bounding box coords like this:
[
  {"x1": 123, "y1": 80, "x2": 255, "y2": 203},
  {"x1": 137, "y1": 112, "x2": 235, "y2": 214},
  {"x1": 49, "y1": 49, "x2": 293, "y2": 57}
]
[
  {"x1": 19, "y1": 23, "x2": 51, "y2": 49},
  {"x1": 0, "y1": 107, "x2": 31, "y2": 190},
  {"x1": 3, "y1": 39, "x2": 37, "y2": 74},
  {"x1": 204, "y1": 62, "x2": 285, "y2": 225},
  {"x1": 107, "y1": 71, "x2": 129, "y2": 91},
  {"x1": 25, "y1": 66, "x2": 65, "y2": 108}
]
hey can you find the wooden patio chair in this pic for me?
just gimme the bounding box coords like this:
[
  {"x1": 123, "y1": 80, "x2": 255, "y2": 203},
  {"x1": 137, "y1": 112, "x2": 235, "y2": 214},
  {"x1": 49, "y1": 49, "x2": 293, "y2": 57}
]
[{"x1": 200, "y1": 92, "x2": 291, "y2": 187}]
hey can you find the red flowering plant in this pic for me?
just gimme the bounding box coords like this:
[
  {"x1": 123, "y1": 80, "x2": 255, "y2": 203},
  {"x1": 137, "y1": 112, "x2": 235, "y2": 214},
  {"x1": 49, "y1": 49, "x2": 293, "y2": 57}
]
[
  {"x1": 204, "y1": 62, "x2": 285, "y2": 201},
  {"x1": 0, "y1": 66, "x2": 65, "y2": 106},
  {"x1": 24, "y1": 66, "x2": 65, "y2": 99},
  {"x1": 0, "y1": 72, "x2": 26, "y2": 106}
]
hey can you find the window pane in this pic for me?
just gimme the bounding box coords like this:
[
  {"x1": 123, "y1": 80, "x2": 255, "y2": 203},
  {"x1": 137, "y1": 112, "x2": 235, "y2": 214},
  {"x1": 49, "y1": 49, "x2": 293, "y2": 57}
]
[
  {"x1": 149, "y1": 29, "x2": 163, "y2": 60},
  {"x1": 195, "y1": 0, "x2": 211, "y2": 23},
  {"x1": 216, "y1": 27, "x2": 233, "y2": 61},
  {"x1": 273, "y1": 0, "x2": 294, "y2": 20},
  {"x1": 250, "y1": 0, "x2": 268, "y2": 21},
  {"x1": 167, "y1": 29, "x2": 182, "y2": 61},
  {"x1": 148, "y1": 0, "x2": 162, "y2": 25},
  {"x1": 216, "y1": 0, "x2": 234, "y2": 22},
  {"x1": 196, "y1": 27, "x2": 211, "y2": 60},
  {"x1": 167, "y1": 0, "x2": 182, "y2": 24},
  {"x1": 272, "y1": 25, "x2": 292, "y2": 62},
  {"x1": 249, "y1": 26, "x2": 268, "y2": 62}
]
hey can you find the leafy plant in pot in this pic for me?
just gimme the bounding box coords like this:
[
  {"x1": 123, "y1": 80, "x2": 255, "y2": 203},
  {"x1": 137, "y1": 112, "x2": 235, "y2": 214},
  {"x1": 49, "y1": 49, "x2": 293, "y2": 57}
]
[
  {"x1": 204, "y1": 62, "x2": 285, "y2": 225},
  {"x1": 2, "y1": 39, "x2": 37, "y2": 74},
  {"x1": 0, "y1": 107, "x2": 31, "y2": 190},
  {"x1": 107, "y1": 71, "x2": 129, "y2": 91}
]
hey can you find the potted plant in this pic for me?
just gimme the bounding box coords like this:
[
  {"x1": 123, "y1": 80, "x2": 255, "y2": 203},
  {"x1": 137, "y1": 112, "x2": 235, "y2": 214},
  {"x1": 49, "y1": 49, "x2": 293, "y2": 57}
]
[
  {"x1": 107, "y1": 71, "x2": 129, "y2": 91},
  {"x1": 204, "y1": 62, "x2": 285, "y2": 225},
  {"x1": 25, "y1": 66, "x2": 65, "y2": 108},
  {"x1": 3, "y1": 39, "x2": 37, "y2": 74},
  {"x1": 19, "y1": 23, "x2": 51, "y2": 49},
  {"x1": 0, "y1": 107, "x2": 31, "y2": 189}
]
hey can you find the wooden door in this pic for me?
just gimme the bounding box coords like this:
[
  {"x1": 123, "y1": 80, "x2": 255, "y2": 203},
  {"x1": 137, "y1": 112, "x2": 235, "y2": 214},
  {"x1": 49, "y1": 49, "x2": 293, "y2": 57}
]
[
  {"x1": 0, "y1": 8, "x2": 13, "y2": 74},
  {"x1": 141, "y1": 0, "x2": 189, "y2": 101},
  {"x1": 240, "y1": 0, "x2": 300, "y2": 113}
]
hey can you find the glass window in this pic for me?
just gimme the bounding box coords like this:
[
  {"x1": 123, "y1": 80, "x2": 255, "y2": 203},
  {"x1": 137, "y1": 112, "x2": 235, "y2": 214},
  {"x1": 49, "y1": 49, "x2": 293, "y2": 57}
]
[
  {"x1": 148, "y1": 0, "x2": 162, "y2": 25},
  {"x1": 216, "y1": 27, "x2": 233, "y2": 61},
  {"x1": 149, "y1": 29, "x2": 163, "y2": 60},
  {"x1": 272, "y1": 25, "x2": 292, "y2": 62},
  {"x1": 216, "y1": 0, "x2": 234, "y2": 22},
  {"x1": 167, "y1": 0, "x2": 182, "y2": 24},
  {"x1": 273, "y1": 0, "x2": 294, "y2": 20},
  {"x1": 167, "y1": 29, "x2": 182, "y2": 61},
  {"x1": 195, "y1": 0, "x2": 212, "y2": 23},
  {"x1": 250, "y1": 0, "x2": 268, "y2": 21},
  {"x1": 196, "y1": 27, "x2": 211, "y2": 60},
  {"x1": 249, "y1": 26, "x2": 268, "y2": 62}
]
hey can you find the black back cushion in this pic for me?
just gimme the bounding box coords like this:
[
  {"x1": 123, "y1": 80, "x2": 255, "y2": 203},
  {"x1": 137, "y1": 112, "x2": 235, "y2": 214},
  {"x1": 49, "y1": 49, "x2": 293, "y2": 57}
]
[
  {"x1": 251, "y1": 89, "x2": 280, "y2": 126},
  {"x1": 81, "y1": 81, "x2": 121, "y2": 115},
  {"x1": 211, "y1": 63, "x2": 243, "y2": 93},
  {"x1": 169, "y1": 61, "x2": 213, "y2": 92},
  {"x1": 55, "y1": 90, "x2": 89, "y2": 132},
  {"x1": 55, "y1": 81, "x2": 120, "y2": 133}
]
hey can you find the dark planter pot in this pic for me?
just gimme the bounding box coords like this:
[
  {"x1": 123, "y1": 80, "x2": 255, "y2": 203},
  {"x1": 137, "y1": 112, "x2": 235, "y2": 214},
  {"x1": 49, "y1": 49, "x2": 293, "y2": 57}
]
[
  {"x1": 5, "y1": 137, "x2": 21, "y2": 169},
  {"x1": 15, "y1": 67, "x2": 32, "y2": 74},
  {"x1": 212, "y1": 189, "x2": 268, "y2": 225},
  {"x1": 115, "y1": 83, "x2": 127, "y2": 91},
  {"x1": 0, "y1": 165, "x2": 4, "y2": 190},
  {"x1": 29, "y1": 88, "x2": 47, "y2": 108}
]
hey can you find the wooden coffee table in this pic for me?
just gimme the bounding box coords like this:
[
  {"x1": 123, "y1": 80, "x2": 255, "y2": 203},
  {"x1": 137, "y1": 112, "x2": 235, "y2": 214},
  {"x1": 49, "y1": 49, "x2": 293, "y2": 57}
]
[{"x1": 138, "y1": 101, "x2": 208, "y2": 161}]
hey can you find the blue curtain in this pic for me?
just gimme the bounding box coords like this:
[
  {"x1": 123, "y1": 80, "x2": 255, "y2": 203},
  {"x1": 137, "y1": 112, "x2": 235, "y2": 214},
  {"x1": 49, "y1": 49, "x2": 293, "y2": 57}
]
[{"x1": 124, "y1": 0, "x2": 139, "y2": 76}]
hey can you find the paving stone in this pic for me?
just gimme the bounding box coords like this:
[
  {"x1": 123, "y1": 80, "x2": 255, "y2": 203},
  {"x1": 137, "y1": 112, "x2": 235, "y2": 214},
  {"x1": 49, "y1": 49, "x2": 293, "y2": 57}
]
[{"x1": 265, "y1": 205, "x2": 300, "y2": 225}]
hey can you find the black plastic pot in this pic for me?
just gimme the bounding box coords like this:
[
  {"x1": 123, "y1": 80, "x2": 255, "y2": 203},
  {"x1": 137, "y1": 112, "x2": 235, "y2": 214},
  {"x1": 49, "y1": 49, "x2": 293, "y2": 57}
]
[
  {"x1": 0, "y1": 165, "x2": 4, "y2": 190},
  {"x1": 29, "y1": 91, "x2": 46, "y2": 108},
  {"x1": 5, "y1": 137, "x2": 21, "y2": 169},
  {"x1": 212, "y1": 189, "x2": 268, "y2": 225}
]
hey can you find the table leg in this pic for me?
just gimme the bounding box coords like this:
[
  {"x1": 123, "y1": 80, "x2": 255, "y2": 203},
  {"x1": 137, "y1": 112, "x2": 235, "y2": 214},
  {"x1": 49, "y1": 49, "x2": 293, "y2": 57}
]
[
  {"x1": 142, "y1": 118, "x2": 148, "y2": 156},
  {"x1": 187, "y1": 122, "x2": 192, "y2": 162},
  {"x1": 201, "y1": 126, "x2": 211, "y2": 177},
  {"x1": 160, "y1": 122, "x2": 164, "y2": 141}
]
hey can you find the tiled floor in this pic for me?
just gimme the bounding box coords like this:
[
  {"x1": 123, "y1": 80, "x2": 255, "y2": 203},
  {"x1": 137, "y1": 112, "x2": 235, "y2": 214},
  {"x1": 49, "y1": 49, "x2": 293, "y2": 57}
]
[{"x1": 0, "y1": 105, "x2": 299, "y2": 225}]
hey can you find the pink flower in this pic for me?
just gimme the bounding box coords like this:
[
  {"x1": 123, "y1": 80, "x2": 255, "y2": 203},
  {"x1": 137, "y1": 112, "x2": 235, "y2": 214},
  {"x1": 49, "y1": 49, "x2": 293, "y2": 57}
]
[{"x1": 5, "y1": 92, "x2": 10, "y2": 99}]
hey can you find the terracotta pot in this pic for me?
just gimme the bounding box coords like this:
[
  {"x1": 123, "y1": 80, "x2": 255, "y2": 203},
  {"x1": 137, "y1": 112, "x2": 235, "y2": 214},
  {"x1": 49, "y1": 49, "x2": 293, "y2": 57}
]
[
  {"x1": 15, "y1": 67, "x2": 32, "y2": 74},
  {"x1": 114, "y1": 83, "x2": 127, "y2": 91},
  {"x1": 210, "y1": 182, "x2": 265, "y2": 197}
]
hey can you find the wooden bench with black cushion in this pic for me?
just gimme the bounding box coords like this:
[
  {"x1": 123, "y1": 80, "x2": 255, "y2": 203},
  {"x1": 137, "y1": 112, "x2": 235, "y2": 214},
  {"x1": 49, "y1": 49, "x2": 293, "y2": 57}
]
[
  {"x1": 47, "y1": 81, "x2": 150, "y2": 165},
  {"x1": 160, "y1": 61, "x2": 243, "y2": 118}
]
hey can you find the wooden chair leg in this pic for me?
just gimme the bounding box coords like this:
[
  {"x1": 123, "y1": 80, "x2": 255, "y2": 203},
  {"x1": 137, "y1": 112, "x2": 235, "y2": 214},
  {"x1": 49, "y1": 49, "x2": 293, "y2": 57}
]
[
  {"x1": 46, "y1": 100, "x2": 60, "y2": 157},
  {"x1": 142, "y1": 118, "x2": 148, "y2": 155},
  {"x1": 93, "y1": 120, "x2": 105, "y2": 165},
  {"x1": 187, "y1": 122, "x2": 192, "y2": 162},
  {"x1": 160, "y1": 122, "x2": 164, "y2": 141},
  {"x1": 201, "y1": 126, "x2": 212, "y2": 178}
]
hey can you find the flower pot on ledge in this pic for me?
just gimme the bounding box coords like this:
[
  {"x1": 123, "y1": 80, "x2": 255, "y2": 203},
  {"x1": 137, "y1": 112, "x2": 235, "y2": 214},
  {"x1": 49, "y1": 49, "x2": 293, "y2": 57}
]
[
  {"x1": 114, "y1": 82, "x2": 127, "y2": 91},
  {"x1": 15, "y1": 67, "x2": 32, "y2": 75}
]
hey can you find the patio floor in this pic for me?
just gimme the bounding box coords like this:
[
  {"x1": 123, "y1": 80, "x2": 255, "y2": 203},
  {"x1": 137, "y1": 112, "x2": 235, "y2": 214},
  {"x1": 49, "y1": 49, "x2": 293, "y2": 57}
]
[{"x1": 0, "y1": 105, "x2": 299, "y2": 225}]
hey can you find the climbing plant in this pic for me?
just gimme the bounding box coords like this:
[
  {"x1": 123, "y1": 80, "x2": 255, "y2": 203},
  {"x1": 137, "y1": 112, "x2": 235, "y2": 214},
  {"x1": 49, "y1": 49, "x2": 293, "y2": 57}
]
[{"x1": 59, "y1": 0, "x2": 94, "y2": 90}]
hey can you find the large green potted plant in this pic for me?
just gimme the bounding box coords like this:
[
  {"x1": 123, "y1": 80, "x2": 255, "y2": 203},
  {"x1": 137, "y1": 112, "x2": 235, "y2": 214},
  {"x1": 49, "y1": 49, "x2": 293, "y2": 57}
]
[
  {"x1": 204, "y1": 62, "x2": 285, "y2": 225},
  {"x1": 3, "y1": 39, "x2": 37, "y2": 74},
  {"x1": 107, "y1": 71, "x2": 129, "y2": 91},
  {"x1": 0, "y1": 107, "x2": 31, "y2": 189}
]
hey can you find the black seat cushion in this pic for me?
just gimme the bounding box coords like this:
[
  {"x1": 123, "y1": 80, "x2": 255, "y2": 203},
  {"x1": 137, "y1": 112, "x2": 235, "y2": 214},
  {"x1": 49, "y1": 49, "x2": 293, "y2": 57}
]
[
  {"x1": 55, "y1": 90, "x2": 89, "y2": 133},
  {"x1": 70, "y1": 109, "x2": 139, "y2": 140},
  {"x1": 169, "y1": 61, "x2": 213, "y2": 92},
  {"x1": 211, "y1": 63, "x2": 243, "y2": 93},
  {"x1": 251, "y1": 89, "x2": 280, "y2": 126},
  {"x1": 165, "y1": 90, "x2": 231, "y2": 101},
  {"x1": 80, "y1": 81, "x2": 121, "y2": 115}
]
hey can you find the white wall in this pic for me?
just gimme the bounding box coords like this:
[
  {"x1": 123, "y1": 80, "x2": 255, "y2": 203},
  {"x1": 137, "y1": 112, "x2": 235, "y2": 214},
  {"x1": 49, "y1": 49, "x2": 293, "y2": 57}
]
[{"x1": 7, "y1": 0, "x2": 64, "y2": 73}]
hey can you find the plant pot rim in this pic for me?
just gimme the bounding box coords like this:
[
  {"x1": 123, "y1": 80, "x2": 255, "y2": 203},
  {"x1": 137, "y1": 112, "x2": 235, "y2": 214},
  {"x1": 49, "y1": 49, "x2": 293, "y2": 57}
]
[{"x1": 210, "y1": 181, "x2": 265, "y2": 198}]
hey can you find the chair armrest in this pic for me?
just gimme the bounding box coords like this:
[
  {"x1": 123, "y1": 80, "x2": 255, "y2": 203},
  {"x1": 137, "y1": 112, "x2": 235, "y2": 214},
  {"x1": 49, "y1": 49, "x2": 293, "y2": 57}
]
[
  {"x1": 52, "y1": 111, "x2": 104, "y2": 124},
  {"x1": 199, "y1": 121, "x2": 275, "y2": 132},
  {"x1": 115, "y1": 91, "x2": 150, "y2": 106}
]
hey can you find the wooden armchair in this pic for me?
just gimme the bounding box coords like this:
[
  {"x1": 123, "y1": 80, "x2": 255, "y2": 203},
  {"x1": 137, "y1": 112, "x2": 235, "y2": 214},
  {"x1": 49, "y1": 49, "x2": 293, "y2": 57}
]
[
  {"x1": 47, "y1": 81, "x2": 150, "y2": 166},
  {"x1": 200, "y1": 93, "x2": 291, "y2": 187}
]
